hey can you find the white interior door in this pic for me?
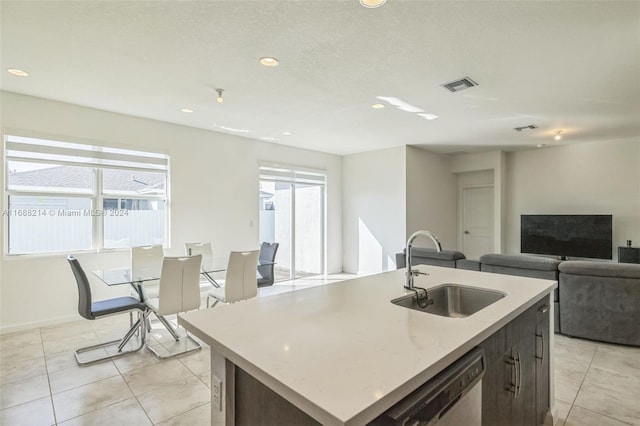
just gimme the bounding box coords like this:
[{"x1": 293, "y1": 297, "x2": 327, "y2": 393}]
[{"x1": 461, "y1": 186, "x2": 494, "y2": 260}]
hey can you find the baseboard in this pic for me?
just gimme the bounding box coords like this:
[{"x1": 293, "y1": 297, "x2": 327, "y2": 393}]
[{"x1": 0, "y1": 314, "x2": 80, "y2": 335}]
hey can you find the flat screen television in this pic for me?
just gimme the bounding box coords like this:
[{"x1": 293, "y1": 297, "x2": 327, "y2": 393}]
[{"x1": 521, "y1": 214, "x2": 613, "y2": 260}]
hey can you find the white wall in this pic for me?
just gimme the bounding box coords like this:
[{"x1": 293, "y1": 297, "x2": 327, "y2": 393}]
[
  {"x1": 505, "y1": 139, "x2": 640, "y2": 258},
  {"x1": 0, "y1": 91, "x2": 342, "y2": 332},
  {"x1": 457, "y1": 170, "x2": 494, "y2": 188},
  {"x1": 342, "y1": 146, "x2": 405, "y2": 274},
  {"x1": 405, "y1": 146, "x2": 457, "y2": 249}
]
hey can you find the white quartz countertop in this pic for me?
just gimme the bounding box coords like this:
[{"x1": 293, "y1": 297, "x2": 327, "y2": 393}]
[{"x1": 180, "y1": 266, "x2": 556, "y2": 426}]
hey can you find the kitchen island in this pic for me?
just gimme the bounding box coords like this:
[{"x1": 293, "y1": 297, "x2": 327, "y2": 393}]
[{"x1": 180, "y1": 266, "x2": 556, "y2": 426}]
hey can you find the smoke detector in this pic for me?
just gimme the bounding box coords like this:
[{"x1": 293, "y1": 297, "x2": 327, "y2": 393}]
[
  {"x1": 513, "y1": 124, "x2": 538, "y2": 132},
  {"x1": 441, "y1": 77, "x2": 478, "y2": 93}
]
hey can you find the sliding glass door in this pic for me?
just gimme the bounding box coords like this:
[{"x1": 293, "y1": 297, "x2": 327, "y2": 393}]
[{"x1": 259, "y1": 166, "x2": 325, "y2": 281}]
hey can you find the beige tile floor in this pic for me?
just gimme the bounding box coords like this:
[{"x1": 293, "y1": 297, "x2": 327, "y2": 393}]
[
  {"x1": 1, "y1": 274, "x2": 638, "y2": 426},
  {"x1": 0, "y1": 274, "x2": 356, "y2": 426},
  {"x1": 553, "y1": 334, "x2": 640, "y2": 426}
]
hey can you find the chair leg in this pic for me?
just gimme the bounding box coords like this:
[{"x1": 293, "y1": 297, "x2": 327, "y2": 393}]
[
  {"x1": 154, "y1": 313, "x2": 181, "y2": 341},
  {"x1": 74, "y1": 310, "x2": 146, "y2": 365},
  {"x1": 144, "y1": 311, "x2": 201, "y2": 359},
  {"x1": 145, "y1": 333, "x2": 201, "y2": 359},
  {"x1": 206, "y1": 294, "x2": 220, "y2": 308}
]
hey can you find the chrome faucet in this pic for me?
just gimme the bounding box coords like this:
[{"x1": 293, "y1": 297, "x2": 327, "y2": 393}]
[{"x1": 405, "y1": 230, "x2": 442, "y2": 290}]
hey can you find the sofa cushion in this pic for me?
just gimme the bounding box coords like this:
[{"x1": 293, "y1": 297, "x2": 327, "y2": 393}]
[
  {"x1": 559, "y1": 260, "x2": 640, "y2": 279},
  {"x1": 480, "y1": 253, "x2": 560, "y2": 271},
  {"x1": 407, "y1": 247, "x2": 466, "y2": 262},
  {"x1": 456, "y1": 259, "x2": 481, "y2": 271},
  {"x1": 396, "y1": 247, "x2": 466, "y2": 269},
  {"x1": 479, "y1": 254, "x2": 559, "y2": 301}
]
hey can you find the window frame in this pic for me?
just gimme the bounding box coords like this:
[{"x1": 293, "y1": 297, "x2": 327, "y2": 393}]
[{"x1": 3, "y1": 132, "x2": 170, "y2": 256}]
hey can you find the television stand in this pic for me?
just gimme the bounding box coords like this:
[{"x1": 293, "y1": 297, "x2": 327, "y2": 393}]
[{"x1": 618, "y1": 246, "x2": 640, "y2": 264}]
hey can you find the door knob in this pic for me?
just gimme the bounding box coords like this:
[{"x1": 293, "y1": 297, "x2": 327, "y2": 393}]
[{"x1": 464, "y1": 230, "x2": 470, "y2": 234}]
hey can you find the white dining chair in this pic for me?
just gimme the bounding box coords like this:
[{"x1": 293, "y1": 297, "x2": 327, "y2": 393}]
[
  {"x1": 131, "y1": 244, "x2": 164, "y2": 300},
  {"x1": 145, "y1": 255, "x2": 203, "y2": 358},
  {"x1": 207, "y1": 250, "x2": 260, "y2": 308},
  {"x1": 184, "y1": 242, "x2": 219, "y2": 289}
]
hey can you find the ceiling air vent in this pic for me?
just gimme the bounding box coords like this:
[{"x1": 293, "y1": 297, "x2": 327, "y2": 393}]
[
  {"x1": 441, "y1": 77, "x2": 478, "y2": 93},
  {"x1": 513, "y1": 125, "x2": 538, "y2": 132}
]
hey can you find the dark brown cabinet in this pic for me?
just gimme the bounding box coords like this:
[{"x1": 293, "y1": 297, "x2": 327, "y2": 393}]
[
  {"x1": 535, "y1": 306, "x2": 551, "y2": 425},
  {"x1": 481, "y1": 297, "x2": 551, "y2": 426}
]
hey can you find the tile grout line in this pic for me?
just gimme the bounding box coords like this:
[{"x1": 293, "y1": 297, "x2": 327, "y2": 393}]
[
  {"x1": 47, "y1": 328, "x2": 138, "y2": 425},
  {"x1": 572, "y1": 343, "x2": 639, "y2": 425},
  {"x1": 39, "y1": 326, "x2": 59, "y2": 426},
  {"x1": 117, "y1": 352, "x2": 156, "y2": 426},
  {"x1": 563, "y1": 343, "x2": 598, "y2": 425}
]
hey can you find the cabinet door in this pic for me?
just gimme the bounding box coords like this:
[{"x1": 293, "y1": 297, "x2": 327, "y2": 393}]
[
  {"x1": 482, "y1": 352, "x2": 515, "y2": 426},
  {"x1": 536, "y1": 313, "x2": 551, "y2": 425},
  {"x1": 513, "y1": 337, "x2": 537, "y2": 426}
]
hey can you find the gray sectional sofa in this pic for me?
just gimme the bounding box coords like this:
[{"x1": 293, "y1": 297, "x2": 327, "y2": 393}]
[
  {"x1": 395, "y1": 249, "x2": 640, "y2": 346},
  {"x1": 559, "y1": 261, "x2": 640, "y2": 346},
  {"x1": 479, "y1": 254, "x2": 561, "y2": 333}
]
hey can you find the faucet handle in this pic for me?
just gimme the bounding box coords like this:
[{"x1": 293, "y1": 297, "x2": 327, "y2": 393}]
[{"x1": 411, "y1": 270, "x2": 428, "y2": 277}]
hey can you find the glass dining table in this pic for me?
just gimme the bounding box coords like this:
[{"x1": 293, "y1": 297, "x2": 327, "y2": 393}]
[
  {"x1": 90, "y1": 257, "x2": 275, "y2": 357},
  {"x1": 92, "y1": 264, "x2": 226, "y2": 294},
  {"x1": 92, "y1": 258, "x2": 275, "y2": 297}
]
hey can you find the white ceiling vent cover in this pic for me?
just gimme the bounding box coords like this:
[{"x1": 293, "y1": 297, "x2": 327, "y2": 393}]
[{"x1": 441, "y1": 77, "x2": 478, "y2": 92}]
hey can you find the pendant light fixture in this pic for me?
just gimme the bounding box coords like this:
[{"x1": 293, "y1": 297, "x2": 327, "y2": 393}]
[
  {"x1": 216, "y1": 89, "x2": 224, "y2": 104},
  {"x1": 554, "y1": 130, "x2": 562, "y2": 141}
]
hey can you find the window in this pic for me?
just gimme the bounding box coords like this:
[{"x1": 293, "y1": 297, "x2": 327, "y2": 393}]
[
  {"x1": 4, "y1": 134, "x2": 169, "y2": 254},
  {"x1": 259, "y1": 164, "x2": 326, "y2": 280}
]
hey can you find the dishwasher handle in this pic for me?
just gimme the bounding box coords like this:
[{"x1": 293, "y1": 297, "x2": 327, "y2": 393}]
[{"x1": 371, "y1": 347, "x2": 485, "y2": 426}]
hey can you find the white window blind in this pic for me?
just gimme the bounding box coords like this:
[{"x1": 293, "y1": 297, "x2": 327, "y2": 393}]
[
  {"x1": 5, "y1": 135, "x2": 168, "y2": 173},
  {"x1": 259, "y1": 165, "x2": 326, "y2": 185}
]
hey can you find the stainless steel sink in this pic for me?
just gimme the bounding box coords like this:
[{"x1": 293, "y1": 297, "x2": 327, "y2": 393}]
[{"x1": 391, "y1": 284, "x2": 506, "y2": 318}]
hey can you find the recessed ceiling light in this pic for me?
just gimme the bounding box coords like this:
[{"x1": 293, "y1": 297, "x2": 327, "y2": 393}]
[
  {"x1": 554, "y1": 130, "x2": 563, "y2": 141},
  {"x1": 417, "y1": 113, "x2": 438, "y2": 120},
  {"x1": 359, "y1": 0, "x2": 387, "y2": 8},
  {"x1": 181, "y1": 108, "x2": 193, "y2": 113},
  {"x1": 260, "y1": 57, "x2": 279, "y2": 67},
  {"x1": 537, "y1": 144, "x2": 546, "y2": 148},
  {"x1": 261, "y1": 137, "x2": 276, "y2": 141},
  {"x1": 372, "y1": 103, "x2": 385, "y2": 109},
  {"x1": 283, "y1": 132, "x2": 292, "y2": 136},
  {"x1": 7, "y1": 68, "x2": 29, "y2": 77}
]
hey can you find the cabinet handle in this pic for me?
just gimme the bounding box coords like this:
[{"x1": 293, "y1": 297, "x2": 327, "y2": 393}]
[
  {"x1": 505, "y1": 357, "x2": 517, "y2": 397},
  {"x1": 536, "y1": 332, "x2": 545, "y2": 363},
  {"x1": 515, "y1": 352, "x2": 521, "y2": 397},
  {"x1": 538, "y1": 304, "x2": 550, "y2": 313}
]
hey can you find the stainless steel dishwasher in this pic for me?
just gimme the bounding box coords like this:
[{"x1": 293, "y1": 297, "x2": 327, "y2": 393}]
[{"x1": 371, "y1": 347, "x2": 485, "y2": 426}]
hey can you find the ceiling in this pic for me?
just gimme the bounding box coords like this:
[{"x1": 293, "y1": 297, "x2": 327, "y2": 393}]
[{"x1": 1, "y1": 1, "x2": 639, "y2": 156}]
